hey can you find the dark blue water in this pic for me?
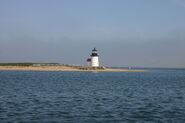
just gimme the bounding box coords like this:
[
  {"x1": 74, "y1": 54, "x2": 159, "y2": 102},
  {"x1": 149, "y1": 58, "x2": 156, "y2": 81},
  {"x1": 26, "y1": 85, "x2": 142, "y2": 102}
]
[{"x1": 0, "y1": 69, "x2": 185, "y2": 123}]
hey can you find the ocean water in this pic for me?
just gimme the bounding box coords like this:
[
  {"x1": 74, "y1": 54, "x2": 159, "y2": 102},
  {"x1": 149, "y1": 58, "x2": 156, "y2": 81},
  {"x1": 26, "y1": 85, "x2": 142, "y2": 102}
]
[{"x1": 0, "y1": 69, "x2": 185, "y2": 123}]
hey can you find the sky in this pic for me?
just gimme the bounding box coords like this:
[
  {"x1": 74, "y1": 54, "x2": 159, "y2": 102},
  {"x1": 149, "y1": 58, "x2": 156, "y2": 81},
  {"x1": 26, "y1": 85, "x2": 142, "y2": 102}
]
[{"x1": 0, "y1": 0, "x2": 185, "y2": 68}]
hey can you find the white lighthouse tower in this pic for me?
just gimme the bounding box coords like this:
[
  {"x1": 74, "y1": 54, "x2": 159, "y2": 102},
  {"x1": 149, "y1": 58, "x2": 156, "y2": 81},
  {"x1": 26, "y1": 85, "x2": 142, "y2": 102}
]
[{"x1": 90, "y1": 48, "x2": 99, "y2": 67}]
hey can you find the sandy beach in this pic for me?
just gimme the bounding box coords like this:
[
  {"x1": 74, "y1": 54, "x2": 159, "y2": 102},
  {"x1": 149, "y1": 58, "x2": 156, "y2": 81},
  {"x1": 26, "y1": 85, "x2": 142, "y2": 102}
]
[{"x1": 0, "y1": 66, "x2": 147, "y2": 72}]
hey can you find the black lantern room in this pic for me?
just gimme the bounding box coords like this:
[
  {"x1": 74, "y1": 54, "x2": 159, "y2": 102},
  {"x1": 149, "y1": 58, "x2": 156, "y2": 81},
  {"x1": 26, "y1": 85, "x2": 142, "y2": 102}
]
[{"x1": 91, "y1": 48, "x2": 99, "y2": 56}]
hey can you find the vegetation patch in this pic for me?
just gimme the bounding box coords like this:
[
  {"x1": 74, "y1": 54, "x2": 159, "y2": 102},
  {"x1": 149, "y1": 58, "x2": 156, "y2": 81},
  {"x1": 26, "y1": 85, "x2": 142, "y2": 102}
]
[{"x1": 0, "y1": 63, "x2": 60, "y2": 66}]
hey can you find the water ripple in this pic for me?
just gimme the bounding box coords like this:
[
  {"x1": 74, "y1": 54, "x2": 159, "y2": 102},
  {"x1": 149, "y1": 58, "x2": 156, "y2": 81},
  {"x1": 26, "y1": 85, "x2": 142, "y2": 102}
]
[{"x1": 0, "y1": 70, "x2": 185, "y2": 122}]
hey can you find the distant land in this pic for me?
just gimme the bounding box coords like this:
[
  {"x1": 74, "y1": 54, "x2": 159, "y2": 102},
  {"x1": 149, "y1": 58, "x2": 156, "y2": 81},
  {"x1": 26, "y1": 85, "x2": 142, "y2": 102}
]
[
  {"x1": 0, "y1": 63, "x2": 59, "y2": 66},
  {"x1": 0, "y1": 63, "x2": 147, "y2": 72}
]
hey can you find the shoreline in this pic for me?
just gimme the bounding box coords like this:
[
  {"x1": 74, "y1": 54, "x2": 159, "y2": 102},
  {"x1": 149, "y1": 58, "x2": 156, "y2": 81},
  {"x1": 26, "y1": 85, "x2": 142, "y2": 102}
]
[{"x1": 0, "y1": 66, "x2": 148, "y2": 72}]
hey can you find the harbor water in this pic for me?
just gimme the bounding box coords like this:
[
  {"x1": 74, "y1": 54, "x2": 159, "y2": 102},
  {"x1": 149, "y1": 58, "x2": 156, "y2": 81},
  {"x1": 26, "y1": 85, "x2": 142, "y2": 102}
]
[{"x1": 0, "y1": 68, "x2": 185, "y2": 122}]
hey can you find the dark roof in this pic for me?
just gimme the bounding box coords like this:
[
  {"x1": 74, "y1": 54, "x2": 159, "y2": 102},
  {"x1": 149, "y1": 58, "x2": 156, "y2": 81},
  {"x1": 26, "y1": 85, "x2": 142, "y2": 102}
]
[
  {"x1": 87, "y1": 58, "x2": 91, "y2": 62},
  {"x1": 92, "y1": 48, "x2": 97, "y2": 51}
]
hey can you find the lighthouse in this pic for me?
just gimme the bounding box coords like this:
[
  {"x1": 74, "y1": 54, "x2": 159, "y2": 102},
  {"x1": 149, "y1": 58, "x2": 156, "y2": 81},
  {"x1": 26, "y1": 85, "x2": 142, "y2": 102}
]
[{"x1": 90, "y1": 48, "x2": 99, "y2": 67}]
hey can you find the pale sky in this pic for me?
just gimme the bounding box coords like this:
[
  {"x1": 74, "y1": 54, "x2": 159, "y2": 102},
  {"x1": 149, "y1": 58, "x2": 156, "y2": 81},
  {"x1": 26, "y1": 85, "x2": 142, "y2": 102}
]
[{"x1": 0, "y1": 0, "x2": 185, "y2": 68}]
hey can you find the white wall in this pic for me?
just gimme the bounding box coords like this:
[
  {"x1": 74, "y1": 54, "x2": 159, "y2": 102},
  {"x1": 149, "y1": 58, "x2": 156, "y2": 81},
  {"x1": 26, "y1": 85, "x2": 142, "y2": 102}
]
[{"x1": 91, "y1": 56, "x2": 99, "y2": 67}]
